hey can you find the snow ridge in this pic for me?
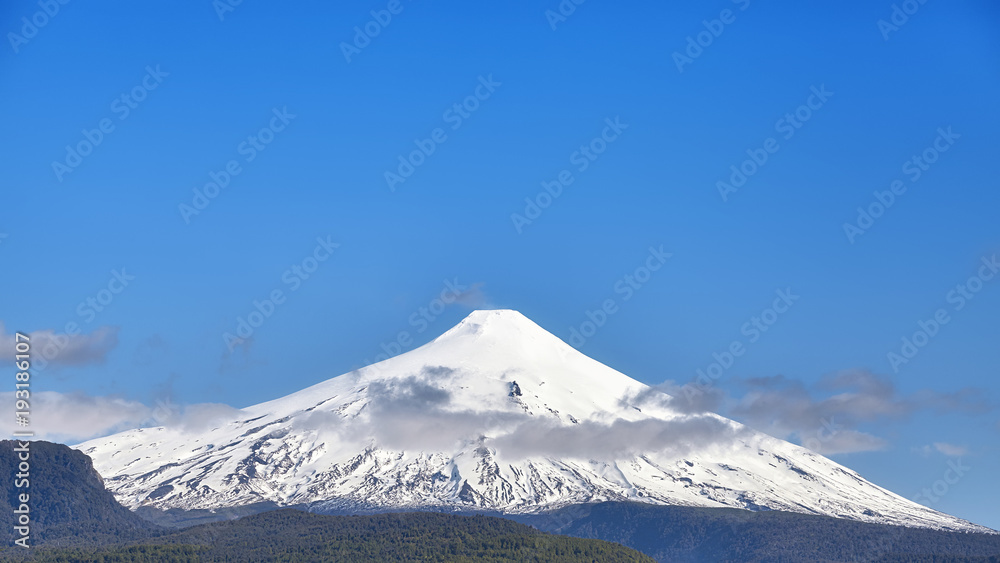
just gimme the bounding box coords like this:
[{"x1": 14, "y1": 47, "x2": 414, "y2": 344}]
[{"x1": 76, "y1": 310, "x2": 991, "y2": 533}]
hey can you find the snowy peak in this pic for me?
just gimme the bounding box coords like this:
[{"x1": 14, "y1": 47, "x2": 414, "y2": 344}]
[
  {"x1": 434, "y1": 309, "x2": 570, "y2": 350},
  {"x1": 448, "y1": 309, "x2": 535, "y2": 331},
  {"x1": 391, "y1": 309, "x2": 649, "y2": 424},
  {"x1": 74, "y1": 310, "x2": 992, "y2": 534}
]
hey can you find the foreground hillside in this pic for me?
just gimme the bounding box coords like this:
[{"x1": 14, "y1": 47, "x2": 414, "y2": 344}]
[
  {"x1": 0, "y1": 441, "x2": 159, "y2": 547},
  {"x1": 517, "y1": 502, "x2": 1000, "y2": 563},
  {"x1": 6, "y1": 503, "x2": 999, "y2": 563},
  {"x1": 9, "y1": 509, "x2": 655, "y2": 562}
]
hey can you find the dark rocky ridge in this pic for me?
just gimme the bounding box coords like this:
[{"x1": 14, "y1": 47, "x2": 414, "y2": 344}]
[{"x1": 0, "y1": 440, "x2": 159, "y2": 548}]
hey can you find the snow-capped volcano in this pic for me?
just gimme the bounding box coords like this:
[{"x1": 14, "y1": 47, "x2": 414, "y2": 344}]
[{"x1": 76, "y1": 310, "x2": 989, "y2": 532}]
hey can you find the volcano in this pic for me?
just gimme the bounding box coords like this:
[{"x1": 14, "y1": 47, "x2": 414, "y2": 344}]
[{"x1": 76, "y1": 309, "x2": 989, "y2": 532}]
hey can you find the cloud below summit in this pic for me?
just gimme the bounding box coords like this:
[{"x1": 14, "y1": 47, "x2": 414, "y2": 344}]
[
  {"x1": 0, "y1": 390, "x2": 245, "y2": 444},
  {"x1": 635, "y1": 369, "x2": 992, "y2": 455},
  {"x1": 311, "y1": 367, "x2": 751, "y2": 460}
]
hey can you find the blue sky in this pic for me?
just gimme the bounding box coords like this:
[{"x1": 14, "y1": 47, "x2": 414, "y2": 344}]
[{"x1": 1, "y1": 0, "x2": 998, "y2": 529}]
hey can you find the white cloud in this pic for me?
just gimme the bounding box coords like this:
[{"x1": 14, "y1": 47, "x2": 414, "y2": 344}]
[
  {"x1": 644, "y1": 369, "x2": 992, "y2": 455},
  {"x1": 0, "y1": 390, "x2": 244, "y2": 444},
  {"x1": 149, "y1": 398, "x2": 245, "y2": 433},
  {"x1": 933, "y1": 442, "x2": 968, "y2": 457},
  {"x1": 0, "y1": 322, "x2": 119, "y2": 369},
  {"x1": 806, "y1": 430, "x2": 887, "y2": 455},
  {"x1": 309, "y1": 370, "x2": 751, "y2": 460},
  {"x1": 490, "y1": 416, "x2": 750, "y2": 461},
  {"x1": 453, "y1": 282, "x2": 491, "y2": 308},
  {"x1": 715, "y1": 370, "x2": 991, "y2": 454},
  {"x1": 0, "y1": 391, "x2": 150, "y2": 443}
]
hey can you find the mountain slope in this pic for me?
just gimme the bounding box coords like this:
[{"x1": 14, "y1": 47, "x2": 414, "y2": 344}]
[
  {"x1": 515, "y1": 501, "x2": 1000, "y2": 563},
  {"x1": 15, "y1": 509, "x2": 656, "y2": 562},
  {"x1": 0, "y1": 440, "x2": 159, "y2": 547},
  {"x1": 75, "y1": 310, "x2": 990, "y2": 533}
]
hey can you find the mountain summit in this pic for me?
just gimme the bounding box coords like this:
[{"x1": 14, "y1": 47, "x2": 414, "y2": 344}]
[{"x1": 77, "y1": 310, "x2": 988, "y2": 532}]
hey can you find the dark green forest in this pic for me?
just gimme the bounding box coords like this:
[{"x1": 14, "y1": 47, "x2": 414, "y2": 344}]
[
  {"x1": 0, "y1": 441, "x2": 158, "y2": 547},
  {"x1": 2, "y1": 441, "x2": 998, "y2": 562},
  {"x1": 5, "y1": 509, "x2": 654, "y2": 562},
  {"x1": 517, "y1": 502, "x2": 1000, "y2": 563}
]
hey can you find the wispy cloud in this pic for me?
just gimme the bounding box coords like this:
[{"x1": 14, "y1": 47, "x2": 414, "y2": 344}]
[
  {"x1": 329, "y1": 366, "x2": 991, "y2": 458},
  {"x1": 300, "y1": 366, "x2": 751, "y2": 459},
  {"x1": 629, "y1": 369, "x2": 991, "y2": 455},
  {"x1": 914, "y1": 442, "x2": 969, "y2": 457},
  {"x1": 0, "y1": 391, "x2": 150, "y2": 443},
  {"x1": 453, "y1": 282, "x2": 491, "y2": 309},
  {"x1": 0, "y1": 390, "x2": 245, "y2": 444},
  {"x1": 622, "y1": 381, "x2": 727, "y2": 415},
  {"x1": 490, "y1": 416, "x2": 749, "y2": 461},
  {"x1": 152, "y1": 399, "x2": 245, "y2": 433},
  {"x1": 728, "y1": 370, "x2": 989, "y2": 439},
  {"x1": 0, "y1": 322, "x2": 119, "y2": 368},
  {"x1": 218, "y1": 334, "x2": 267, "y2": 374},
  {"x1": 810, "y1": 430, "x2": 887, "y2": 455},
  {"x1": 19, "y1": 363, "x2": 989, "y2": 462}
]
